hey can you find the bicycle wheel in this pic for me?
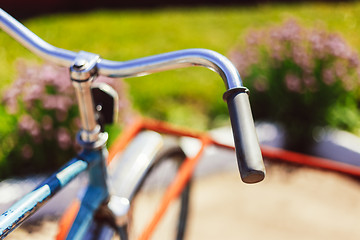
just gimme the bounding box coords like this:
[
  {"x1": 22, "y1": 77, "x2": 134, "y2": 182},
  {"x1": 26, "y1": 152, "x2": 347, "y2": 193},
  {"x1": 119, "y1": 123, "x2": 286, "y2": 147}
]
[
  {"x1": 84, "y1": 142, "x2": 191, "y2": 240},
  {"x1": 119, "y1": 144, "x2": 191, "y2": 240}
]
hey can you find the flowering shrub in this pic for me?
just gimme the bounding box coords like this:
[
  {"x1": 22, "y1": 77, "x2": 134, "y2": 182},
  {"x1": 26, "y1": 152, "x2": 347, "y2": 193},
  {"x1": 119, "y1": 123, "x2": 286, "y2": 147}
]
[
  {"x1": 230, "y1": 20, "x2": 360, "y2": 152},
  {"x1": 2, "y1": 61, "x2": 133, "y2": 178}
]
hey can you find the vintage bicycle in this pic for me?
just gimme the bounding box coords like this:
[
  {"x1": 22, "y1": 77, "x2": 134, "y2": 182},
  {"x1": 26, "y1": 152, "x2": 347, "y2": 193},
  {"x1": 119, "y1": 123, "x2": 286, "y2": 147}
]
[{"x1": 0, "y1": 8, "x2": 265, "y2": 239}]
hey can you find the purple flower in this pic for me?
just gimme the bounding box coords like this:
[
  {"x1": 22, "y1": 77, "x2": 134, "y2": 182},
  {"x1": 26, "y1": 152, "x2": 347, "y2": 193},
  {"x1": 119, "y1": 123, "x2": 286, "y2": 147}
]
[
  {"x1": 322, "y1": 68, "x2": 335, "y2": 85},
  {"x1": 41, "y1": 115, "x2": 53, "y2": 131},
  {"x1": 245, "y1": 30, "x2": 263, "y2": 46},
  {"x1": 19, "y1": 115, "x2": 38, "y2": 133},
  {"x1": 309, "y1": 31, "x2": 326, "y2": 58},
  {"x1": 229, "y1": 19, "x2": 360, "y2": 152},
  {"x1": 2, "y1": 60, "x2": 134, "y2": 164},
  {"x1": 18, "y1": 115, "x2": 41, "y2": 143},
  {"x1": 285, "y1": 74, "x2": 302, "y2": 93},
  {"x1": 42, "y1": 95, "x2": 73, "y2": 112},
  {"x1": 334, "y1": 61, "x2": 347, "y2": 79},
  {"x1": 3, "y1": 88, "x2": 20, "y2": 114},
  {"x1": 303, "y1": 76, "x2": 316, "y2": 91},
  {"x1": 57, "y1": 127, "x2": 72, "y2": 150},
  {"x1": 271, "y1": 20, "x2": 301, "y2": 42},
  {"x1": 21, "y1": 144, "x2": 33, "y2": 159},
  {"x1": 348, "y1": 53, "x2": 359, "y2": 68},
  {"x1": 325, "y1": 34, "x2": 351, "y2": 59},
  {"x1": 39, "y1": 64, "x2": 72, "y2": 93}
]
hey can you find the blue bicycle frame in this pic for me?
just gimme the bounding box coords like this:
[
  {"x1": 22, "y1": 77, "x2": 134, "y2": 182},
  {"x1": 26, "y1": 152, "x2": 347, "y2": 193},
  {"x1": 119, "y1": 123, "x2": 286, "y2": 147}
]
[{"x1": 0, "y1": 145, "x2": 108, "y2": 238}]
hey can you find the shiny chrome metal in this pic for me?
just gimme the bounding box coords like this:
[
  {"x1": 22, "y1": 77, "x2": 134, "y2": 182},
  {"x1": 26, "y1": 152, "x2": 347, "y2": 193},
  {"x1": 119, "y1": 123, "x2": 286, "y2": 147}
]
[
  {"x1": 97, "y1": 49, "x2": 243, "y2": 91},
  {"x1": 70, "y1": 52, "x2": 101, "y2": 143},
  {"x1": 0, "y1": 8, "x2": 243, "y2": 92},
  {"x1": 0, "y1": 8, "x2": 76, "y2": 67},
  {"x1": 107, "y1": 131, "x2": 164, "y2": 222},
  {"x1": 72, "y1": 79, "x2": 99, "y2": 142},
  {"x1": 107, "y1": 196, "x2": 130, "y2": 226},
  {"x1": 76, "y1": 132, "x2": 108, "y2": 151},
  {"x1": 70, "y1": 51, "x2": 100, "y2": 81}
]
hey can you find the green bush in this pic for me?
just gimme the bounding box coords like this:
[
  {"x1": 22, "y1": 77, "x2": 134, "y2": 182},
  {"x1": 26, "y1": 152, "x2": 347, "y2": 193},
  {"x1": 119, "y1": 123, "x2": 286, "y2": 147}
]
[
  {"x1": 0, "y1": 105, "x2": 17, "y2": 177},
  {"x1": 1, "y1": 61, "x2": 132, "y2": 179},
  {"x1": 230, "y1": 20, "x2": 360, "y2": 152}
]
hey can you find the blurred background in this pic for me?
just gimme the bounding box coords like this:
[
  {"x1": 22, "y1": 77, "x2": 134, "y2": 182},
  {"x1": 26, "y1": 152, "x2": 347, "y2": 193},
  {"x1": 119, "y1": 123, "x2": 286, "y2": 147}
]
[
  {"x1": 2, "y1": 0, "x2": 360, "y2": 178},
  {"x1": 1, "y1": 1, "x2": 360, "y2": 239}
]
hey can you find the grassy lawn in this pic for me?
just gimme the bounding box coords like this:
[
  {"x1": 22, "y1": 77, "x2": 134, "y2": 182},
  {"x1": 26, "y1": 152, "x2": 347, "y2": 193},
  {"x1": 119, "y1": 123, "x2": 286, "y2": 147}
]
[{"x1": 1, "y1": 2, "x2": 360, "y2": 129}]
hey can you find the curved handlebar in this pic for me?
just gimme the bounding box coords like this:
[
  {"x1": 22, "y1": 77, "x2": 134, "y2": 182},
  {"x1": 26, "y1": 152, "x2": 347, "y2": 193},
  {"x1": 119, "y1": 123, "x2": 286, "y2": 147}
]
[
  {"x1": 0, "y1": 8, "x2": 265, "y2": 183},
  {"x1": 0, "y1": 9, "x2": 76, "y2": 66},
  {"x1": 0, "y1": 9, "x2": 241, "y2": 90},
  {"x1": 97, "y1": 49, "x2": 242, "y2": 90}
]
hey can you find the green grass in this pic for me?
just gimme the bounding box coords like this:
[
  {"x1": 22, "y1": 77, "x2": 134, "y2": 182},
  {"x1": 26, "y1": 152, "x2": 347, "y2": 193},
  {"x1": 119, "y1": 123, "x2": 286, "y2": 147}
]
[{"x1": 1, "y1": 3, "x2": 360, "y2": 129}]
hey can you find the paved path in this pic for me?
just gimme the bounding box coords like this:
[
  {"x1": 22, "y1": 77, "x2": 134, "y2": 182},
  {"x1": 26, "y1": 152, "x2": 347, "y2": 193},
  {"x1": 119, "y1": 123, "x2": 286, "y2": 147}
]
[
  {"x1": 2, "y1": 123, "x2": 360, "y2": 220},
  {"x1": 6, "y1": 164, "x2": 360, "y2": 240},
  {"x1": 2, "y1": 122, "x2": 360, "y2": 239}
]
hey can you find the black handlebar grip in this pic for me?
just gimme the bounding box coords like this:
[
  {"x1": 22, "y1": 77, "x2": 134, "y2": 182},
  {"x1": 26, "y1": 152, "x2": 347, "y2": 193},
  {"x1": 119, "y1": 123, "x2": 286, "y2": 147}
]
[{"x1": 224, "y1": 88, "x2": 265, "y2": 183}]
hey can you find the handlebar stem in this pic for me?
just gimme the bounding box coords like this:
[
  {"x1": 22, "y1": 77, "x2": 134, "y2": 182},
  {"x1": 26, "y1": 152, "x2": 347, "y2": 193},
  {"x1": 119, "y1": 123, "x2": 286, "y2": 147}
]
[{"x1": 70, "y1": 51, "x2": 101, "y2": 143}]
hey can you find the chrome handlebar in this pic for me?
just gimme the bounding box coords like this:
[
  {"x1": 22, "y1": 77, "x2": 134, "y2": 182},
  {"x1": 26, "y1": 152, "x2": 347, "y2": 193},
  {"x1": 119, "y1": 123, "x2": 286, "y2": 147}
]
[
  {"x1": 0, "y1": 8, "x2": 76, "y2": 66},
  {"x1": 0, "y1": 8, "x2": 265, "y2": 183},
  {"x1": 0, "y1": 8, "x2": 241, "y2": 91}
]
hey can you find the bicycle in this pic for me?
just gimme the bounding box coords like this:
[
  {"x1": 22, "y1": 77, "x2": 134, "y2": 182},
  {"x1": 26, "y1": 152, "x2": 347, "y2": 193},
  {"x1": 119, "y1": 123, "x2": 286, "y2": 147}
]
[{"x1": 0, "y1": 8, "x2": 265, "y2": 239}]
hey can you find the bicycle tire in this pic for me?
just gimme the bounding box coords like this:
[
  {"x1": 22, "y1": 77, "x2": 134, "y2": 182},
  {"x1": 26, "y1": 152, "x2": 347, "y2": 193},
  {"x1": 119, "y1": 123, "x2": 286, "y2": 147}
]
[
  {"x1": 85, "y1": 143, "x2": 191, "y2": 240},
  {"x1": 120, "y1": 143, "x2": 191, "y2": 240}
]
